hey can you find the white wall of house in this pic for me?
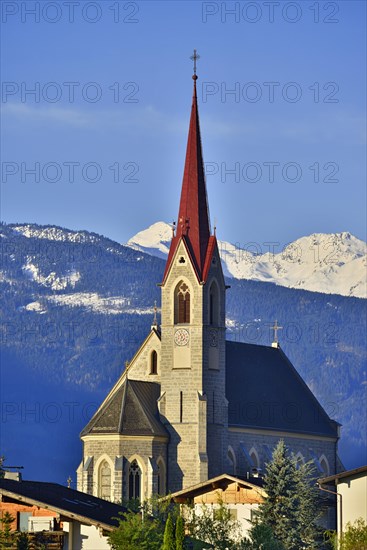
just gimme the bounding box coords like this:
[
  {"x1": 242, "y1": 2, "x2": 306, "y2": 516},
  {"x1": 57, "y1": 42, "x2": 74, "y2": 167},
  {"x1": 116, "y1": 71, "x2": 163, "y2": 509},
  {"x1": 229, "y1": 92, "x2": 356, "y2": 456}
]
[
  {"x1": 62, "y1": 521, "x2": 111, "y2": 549},
  {"x1": 337, "y1": 473, "x2": 367, "y2": 532}
]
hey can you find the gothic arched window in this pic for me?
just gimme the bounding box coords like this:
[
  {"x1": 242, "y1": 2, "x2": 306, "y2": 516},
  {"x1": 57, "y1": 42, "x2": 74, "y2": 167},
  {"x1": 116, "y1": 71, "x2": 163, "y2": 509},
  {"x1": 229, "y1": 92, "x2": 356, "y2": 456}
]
[
  {"x1": 227, "y1": 447, "x2": 236, "y2": 476},
  {"x1": 157, "y1": 458, "x2": 166, "y2": 495},
  {"x1": 319, "y1": 455, "x2": 330, "y2": 476},
  {"x1": 129, "y1": 460, "x2": 142, "y2": 500},
  {"x1": 209, "y1": 282, "x2": 219, "y2": 325},
  {"x1": 295, "y1": 453, "x2": 304, "y2": 469},
  {"x1": 249, "y1": 448, "x2": 260, "y2": 471},
  {"x1": 150, "y1": 350, "x2": 158, "y2": 375},
  {"x1": 99, "y1": 460, "x2": 111, "y2": 500},
  {"x1": 174, "y1": 281, "x2": 190, "y2": 324}
]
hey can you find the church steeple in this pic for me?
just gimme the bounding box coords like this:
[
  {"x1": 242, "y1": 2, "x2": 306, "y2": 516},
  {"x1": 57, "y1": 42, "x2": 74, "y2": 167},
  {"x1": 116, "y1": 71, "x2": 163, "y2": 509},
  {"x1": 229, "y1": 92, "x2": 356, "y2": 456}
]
[{"x1": 163, "y1": 55, "x2": 212, "y2": 282}]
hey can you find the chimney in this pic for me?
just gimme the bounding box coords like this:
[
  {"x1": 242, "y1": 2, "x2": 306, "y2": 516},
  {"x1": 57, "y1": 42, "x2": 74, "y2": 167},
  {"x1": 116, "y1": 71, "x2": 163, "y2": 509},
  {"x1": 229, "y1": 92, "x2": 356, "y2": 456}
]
[{"x1": 3, "y1": 471, "x2": 22, "y2": 481}]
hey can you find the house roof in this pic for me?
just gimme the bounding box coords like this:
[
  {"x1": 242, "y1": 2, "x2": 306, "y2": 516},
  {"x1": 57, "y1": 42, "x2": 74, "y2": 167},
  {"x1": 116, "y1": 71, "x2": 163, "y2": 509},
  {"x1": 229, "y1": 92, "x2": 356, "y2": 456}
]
[
  {"x1": 168, "y1": 473, "x2": 265, "y2": 502},
  {"x1": 163, "y1": 76, "x2": 212, "y2": 283},
  {"x1": 0, "y1": 478, "x2": 125, "y2": 531},
  {"x1": 226, "y1": 341, "x2": 339, "y2": 438},
  {"x1": 318, "y1": 464, "x2": 367, "y2": 485},
  {"x1": 81, "y1": 379, "x2": 168, "y2": 438}
]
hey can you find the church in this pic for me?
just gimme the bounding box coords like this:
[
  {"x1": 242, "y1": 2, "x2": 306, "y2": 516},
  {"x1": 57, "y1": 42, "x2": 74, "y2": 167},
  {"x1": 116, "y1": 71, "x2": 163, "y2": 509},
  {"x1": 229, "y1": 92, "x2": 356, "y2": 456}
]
[{"x1": 77, "y1": 61, "x2": 340, "y2": 503}]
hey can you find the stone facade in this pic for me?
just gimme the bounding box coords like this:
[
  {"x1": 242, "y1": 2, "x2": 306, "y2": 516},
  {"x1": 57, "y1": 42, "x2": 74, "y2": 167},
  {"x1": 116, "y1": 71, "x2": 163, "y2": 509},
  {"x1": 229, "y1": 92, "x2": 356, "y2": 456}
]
[
  {"x1": 77, "y1": 76, "x2": 340, "y2": 505},
  {"x1": 159, "y1": 240, "x2": 228, "y2": 491}
]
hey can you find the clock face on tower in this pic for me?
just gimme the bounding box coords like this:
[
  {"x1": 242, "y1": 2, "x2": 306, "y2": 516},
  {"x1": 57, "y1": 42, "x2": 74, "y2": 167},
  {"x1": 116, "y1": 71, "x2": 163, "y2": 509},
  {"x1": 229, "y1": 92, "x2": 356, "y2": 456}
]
[{"x1": 174, "y1": 328, "x2": 190, "y2": 346}]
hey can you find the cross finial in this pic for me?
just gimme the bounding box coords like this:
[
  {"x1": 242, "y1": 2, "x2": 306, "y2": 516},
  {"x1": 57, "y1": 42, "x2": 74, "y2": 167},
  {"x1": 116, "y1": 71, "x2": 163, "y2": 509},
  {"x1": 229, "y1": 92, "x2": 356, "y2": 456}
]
[
  {"x1": 190, "y1": 49, "x2": 200, "y2": 78},
  {"x1": 171, "y1": 220, "x2": 176, "y2": 238},
  {"x1": 67, "y1": 476, "x2": 72, "y2": 489},
  {"x1": 153, "y1": 301, "x2": 158, "y2": 326},
  {"x1": 271, "y1": 320, "x2": 283, "y2": 347}
]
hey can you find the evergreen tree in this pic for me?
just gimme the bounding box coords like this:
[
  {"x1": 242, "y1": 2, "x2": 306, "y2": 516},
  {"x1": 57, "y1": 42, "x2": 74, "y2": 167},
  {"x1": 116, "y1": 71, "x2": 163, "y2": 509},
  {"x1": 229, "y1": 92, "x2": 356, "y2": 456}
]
[
  {"x1": 0, "y1": 512, "x2": 17, "y2": 548},
  {"x1": 162, "y1": 513, "x2": 176, "y2": 550},
  {"x1": 17, "y1": 532, "x2": 31, "y2": 550},
  {"x1": 258, "y1": 440, "x2": 321, "y2": 550},
  {"x1": 175, "y1": 515, "x2": 185, "y2": 550},
  {"x1": 240, "y1": 523, "x2": 284, "y2": 549}
]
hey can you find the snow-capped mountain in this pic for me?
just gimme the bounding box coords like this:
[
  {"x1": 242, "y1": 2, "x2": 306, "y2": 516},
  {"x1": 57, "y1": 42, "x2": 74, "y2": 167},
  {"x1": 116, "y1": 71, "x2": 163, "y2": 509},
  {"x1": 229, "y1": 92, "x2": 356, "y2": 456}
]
[
  {"x1": 1, "y1": 221, "x2": 366, "y2": 478},
  {"x1": 127, "y1": 222, "x2": 367, "y2": 299}
]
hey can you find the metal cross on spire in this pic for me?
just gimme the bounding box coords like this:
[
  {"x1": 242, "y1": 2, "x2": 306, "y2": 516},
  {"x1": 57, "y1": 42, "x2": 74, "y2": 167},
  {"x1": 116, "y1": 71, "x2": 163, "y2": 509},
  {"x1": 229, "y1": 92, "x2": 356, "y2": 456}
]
[
  {"x1": 271, "y1": 319, "x2": 283, "y2": 346},
  {"x1": 190, "y1": 49, "x2": 200, "y2": 76}
]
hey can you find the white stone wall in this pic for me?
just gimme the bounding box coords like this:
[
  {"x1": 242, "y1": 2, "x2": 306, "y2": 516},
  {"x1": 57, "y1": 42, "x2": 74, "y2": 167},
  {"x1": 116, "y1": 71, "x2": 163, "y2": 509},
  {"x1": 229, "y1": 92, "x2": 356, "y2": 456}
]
[
  {"x1": 337, "y1": 472, "x2": 367, "y2": 532},
  {"x1": 62, "y1": 521, "x2": 111, "y2": 550}
]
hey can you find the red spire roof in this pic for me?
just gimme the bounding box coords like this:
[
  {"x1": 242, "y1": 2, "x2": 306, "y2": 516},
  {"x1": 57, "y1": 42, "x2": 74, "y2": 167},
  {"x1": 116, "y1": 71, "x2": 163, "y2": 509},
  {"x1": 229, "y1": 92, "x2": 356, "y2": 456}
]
[{"x1": 163, "y1": 76, "x2": 212, "y2": 282}]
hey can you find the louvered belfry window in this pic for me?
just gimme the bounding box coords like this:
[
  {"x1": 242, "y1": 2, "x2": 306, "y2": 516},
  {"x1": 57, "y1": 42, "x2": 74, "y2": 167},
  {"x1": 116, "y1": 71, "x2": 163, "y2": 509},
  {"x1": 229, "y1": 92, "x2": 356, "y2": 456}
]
[{"x1": 176, "y1": 282, "x2": 190, "y2": 323}]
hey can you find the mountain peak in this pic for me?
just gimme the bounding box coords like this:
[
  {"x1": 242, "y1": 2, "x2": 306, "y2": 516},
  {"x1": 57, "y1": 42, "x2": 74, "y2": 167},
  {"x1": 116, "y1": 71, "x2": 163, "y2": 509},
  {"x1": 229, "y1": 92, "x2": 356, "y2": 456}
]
[{"x1": 127, "y1": 222, "x2": 367, "y2": 299}]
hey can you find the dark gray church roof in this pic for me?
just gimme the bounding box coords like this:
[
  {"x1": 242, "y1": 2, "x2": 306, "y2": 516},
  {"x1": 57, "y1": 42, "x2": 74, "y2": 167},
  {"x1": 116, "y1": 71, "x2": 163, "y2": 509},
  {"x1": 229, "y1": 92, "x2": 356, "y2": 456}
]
[
  {"x1": 81, "y1": 379, "x2": 168, "y2": 438},
  {"x1": 226, "y1": 341, "x2": 339, "y2": 438}
]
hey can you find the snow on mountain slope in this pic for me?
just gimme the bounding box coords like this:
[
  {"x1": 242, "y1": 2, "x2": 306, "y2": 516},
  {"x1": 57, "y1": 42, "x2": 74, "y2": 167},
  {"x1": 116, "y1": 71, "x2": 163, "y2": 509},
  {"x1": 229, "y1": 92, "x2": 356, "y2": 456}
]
[
  {"x1": 127, "y1": 221, "x2": 173, "y2": 259},
  {"x1": 126, "y1": 222, "x2": 367, "y2": 298},
  {"x1": 22, "y1": 257, "x2": 81, "y2": 290}
]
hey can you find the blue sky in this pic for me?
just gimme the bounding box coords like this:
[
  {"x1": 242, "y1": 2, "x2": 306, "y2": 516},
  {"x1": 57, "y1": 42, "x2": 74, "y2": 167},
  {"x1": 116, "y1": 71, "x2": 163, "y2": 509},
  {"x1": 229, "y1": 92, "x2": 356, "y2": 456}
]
[{"x1": 1, "y1": 0, "x2": 366, "y2": 248}]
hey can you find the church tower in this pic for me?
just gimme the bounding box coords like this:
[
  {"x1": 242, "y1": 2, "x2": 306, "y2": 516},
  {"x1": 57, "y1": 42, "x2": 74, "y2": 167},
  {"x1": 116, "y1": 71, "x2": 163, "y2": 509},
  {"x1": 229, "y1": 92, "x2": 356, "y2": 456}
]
[{"x1": 159, "y1": 62, "x2": 228, "y2": 492}]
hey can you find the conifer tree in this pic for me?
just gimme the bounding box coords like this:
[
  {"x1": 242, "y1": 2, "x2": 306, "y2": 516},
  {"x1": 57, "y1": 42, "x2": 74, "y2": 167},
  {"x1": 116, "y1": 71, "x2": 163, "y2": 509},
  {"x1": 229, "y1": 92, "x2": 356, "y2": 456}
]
[
  {"x1": 162, "y1": 513, "x2": 176, "y2": 550},
  {"x1": 258, "y1": 440, "x2": 321, "y2": 550},
  {"x1": 0, "y1": 512, "x2": 17, "y2": 548},
  {"x1": 175, "y1": 515, "x2": 185, "y2": 550}
]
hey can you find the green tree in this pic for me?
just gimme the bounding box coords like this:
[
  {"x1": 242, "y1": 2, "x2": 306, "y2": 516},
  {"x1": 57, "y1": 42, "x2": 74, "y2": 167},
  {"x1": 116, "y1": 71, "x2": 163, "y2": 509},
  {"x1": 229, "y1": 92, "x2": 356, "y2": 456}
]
[
  {"x1": 0, "y1": 511, "x2": 17, "y2": 548},
  {"x1": 327, "y1": 518, "x2": 367, "y2": 550},
  {"x1": 241, "y1": 523, "x2": 284, "y2": 549},
  {"x1": 257, "y1": 440, "x2": 322, "y2": 550},
  {"x1": 108, "y1": 509, "x2": 163, "y2": 550},
  {"x1": 17, "y1": 532, "x2": 31, "y2": 550},
  {"x1": 186, "y1": 495, "x2": 242, "y2": 550},
  {"x1": 162, "y1": 513, "x2": 175, "y2": 550},
  {"x1": 175, "y1": 515, "x2": 185, "y2": 550},
  {"x1": 108, "y1": 497, "x2": 177, "y2": 550}
]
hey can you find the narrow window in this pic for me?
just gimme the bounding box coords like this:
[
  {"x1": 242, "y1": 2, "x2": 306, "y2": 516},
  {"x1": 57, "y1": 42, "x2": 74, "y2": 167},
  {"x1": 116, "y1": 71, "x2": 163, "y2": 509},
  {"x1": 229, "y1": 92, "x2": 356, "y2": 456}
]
[
  {"x1": 227, "y1": 448, "x2": 236, "y2": 475},
  {"x1": 212, "y1": 391, "x2": 215, "y2": 423},
  {"x1": 209, "y1": 282, "x2": 219, "y2": 325},
  {"x1": 129, "y1": 460, "x2": 141, "y2": 500},
  {"x1": 99, "y1": 460, "x2": 111, "y2": 500},
  {"x1": 157, "y1": 459, "x2": 166, "y2": 495},
  {"x1": 180, "y1": 391, "x2": 183, "y2": 423},
  {"x1": 150, "y1": 350, "x2": 158, "y2": 375},
  {"x1": 320, "y1": 456, "x2": 330, "y2": 476},
  {"x1": 175, "y1": 281, "x2": 190, "y2": 324}
]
